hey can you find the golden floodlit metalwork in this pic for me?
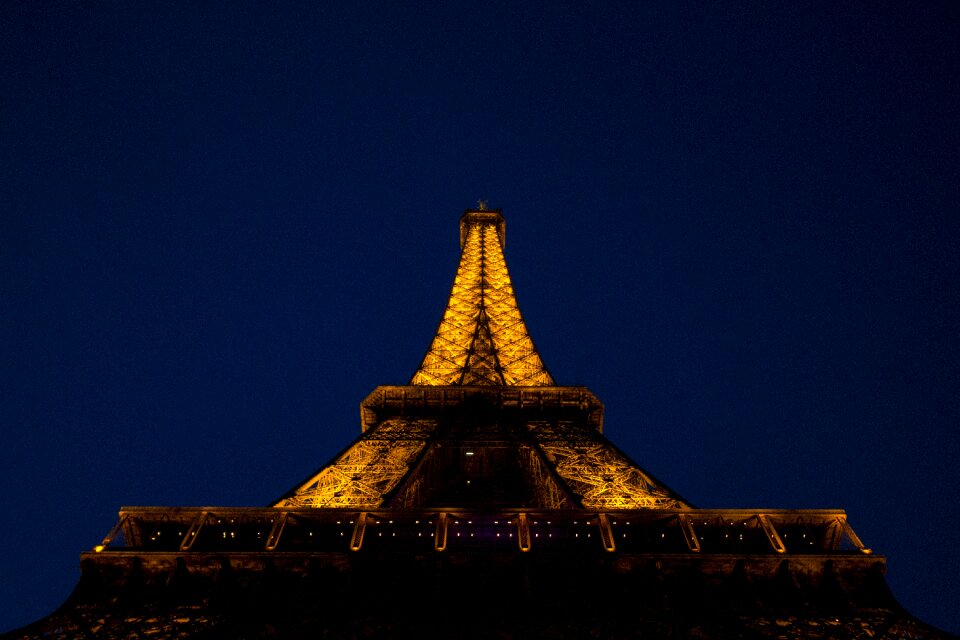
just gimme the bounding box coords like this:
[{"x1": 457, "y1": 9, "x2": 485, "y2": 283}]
[
  {"x1": 412, "y1": 210, "x2": 553, "y2": 386},
  {"x1": 529, "y1": 421, "x2": 684, "y2": 509},
  {"x1": 9, "y1": 206, "x2": 946, "y2": 640},
  {"x1": 276, "y1": 209, "x2": 686, "y2": 511},
  {"x1": 275, "y1": 419, "x2": 437, "y2": 508}
]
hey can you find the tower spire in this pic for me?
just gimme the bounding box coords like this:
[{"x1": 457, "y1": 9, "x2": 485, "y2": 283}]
[{"x1": 411, "y1": 208, "x2": 553, "y2": 386}]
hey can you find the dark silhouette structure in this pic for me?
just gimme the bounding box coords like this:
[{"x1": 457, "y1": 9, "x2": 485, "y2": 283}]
[{"x1": 4, "y1": 208, "x2": 950, "y2": 639}]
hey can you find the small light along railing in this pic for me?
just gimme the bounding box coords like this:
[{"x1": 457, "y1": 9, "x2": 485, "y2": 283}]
[{"x1": 92, "y1": 508, "x2": 871, "y2": 556}]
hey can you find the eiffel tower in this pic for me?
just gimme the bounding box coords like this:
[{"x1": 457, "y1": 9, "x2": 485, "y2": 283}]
[{"x1": 3, "y1": 207, "x2": 949, "y2": 639}]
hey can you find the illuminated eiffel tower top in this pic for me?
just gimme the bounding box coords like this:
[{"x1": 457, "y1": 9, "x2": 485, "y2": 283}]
[
  {"x1": 411, "y1": 208, "x2": 553, "y2": 386},
  {"x1": 274, "y1": 207, "x2": 689, "y2": 511}
]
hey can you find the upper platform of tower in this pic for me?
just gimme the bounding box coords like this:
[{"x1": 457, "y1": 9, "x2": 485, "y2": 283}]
[{"x1": 411, "y1": 208, "x2": 554, "y2": 387}]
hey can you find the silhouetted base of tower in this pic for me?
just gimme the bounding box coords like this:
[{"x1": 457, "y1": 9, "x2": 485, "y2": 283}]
[{"x1": 4, "y1": 551, "x2": 951, "y2": 640}]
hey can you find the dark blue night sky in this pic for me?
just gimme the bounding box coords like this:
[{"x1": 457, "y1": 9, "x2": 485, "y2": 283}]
[{"x1": 2, "y1": 2, "x2": 958, "y2": 634}]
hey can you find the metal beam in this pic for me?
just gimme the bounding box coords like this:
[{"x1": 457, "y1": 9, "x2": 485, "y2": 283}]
[
  {"x1": 94, "y1": 514, "x2": 128, "y2": 553},
  {"x1": 350, "y1": 512, "x2": 367, "y2": 551},
  {"x1": 179, "y1": 512, "x2": 208, "y2": 551},
  {"x1": 264, "y1": 512, "x2": 287, "y2": 551},
  {"x1": 434, "y1": 513, "x2": 448, "y2": 552},
  {"x1": 517, "y1": 513, "x2": 531, "y2": 552},
  {"x1": 679, "y1": 515, "x2": 701, "y2": 553},
  {"x1": 758, "y1": 514, "x2": 786, "y2": 554},
  {"x1": 598, "y1": 513, "x2": 616, "y2": 552},
  {"x1": 839, "y1": 516, "x2": 872, "y2": 554}
]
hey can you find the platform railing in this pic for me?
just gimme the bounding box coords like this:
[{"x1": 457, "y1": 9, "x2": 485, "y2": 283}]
[{"x1": 93, "y1": 507, "x2": 872, "y2": 556}]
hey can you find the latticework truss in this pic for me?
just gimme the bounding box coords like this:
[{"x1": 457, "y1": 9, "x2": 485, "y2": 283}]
[
  {"x1": 278, "y1": 209, "x2": 689, "y2": 512},
  {"x1": 277, "y1": 412, "x2": 688, "y2": 511},
  {"x1": 524, "y1": 446, "x2": 574, "y2": 509},
  {"x1": 528, "y1": 421, "x2": 688, "y2": 509},
  {"x1": 412, "y1": 210, "x2": 553, "y2": 386},
  {"x1": 275, "y1": 418, "x2": 436, "y2": 508}
]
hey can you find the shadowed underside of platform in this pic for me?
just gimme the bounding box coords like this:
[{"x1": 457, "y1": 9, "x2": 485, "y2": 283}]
[
  {"x1": 7, "y1": 504, "x2": 951, "y2": 639},
  {"x1": 4, "y1": 550, "x2": 947, "y2": 640}
]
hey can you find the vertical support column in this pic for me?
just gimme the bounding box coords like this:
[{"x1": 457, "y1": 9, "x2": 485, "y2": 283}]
[
  {"x1": 679, "y1": 515, "x2": 701, "y2": 553},
  {"x1": 265, "y1": 512, "x2": 288, "y2": 551},
  {"x1": 598, "y1": 513, "x2": 616, "y2": 552},
  {"x1": 434, "y1": 513, "x2": 448, "y2": 552},
  {"x1": 180, "y1": 512, "x2": 209, "y2": 551},
  {"x1": 350, "y1": 512, "x2": 368, "y2": 551},
  {"x1": 758, "y1": 514, "x2": 786, "y2": 553},
  {"x1": 517, "y1": 513, "x2": 531, "y2": 552}
]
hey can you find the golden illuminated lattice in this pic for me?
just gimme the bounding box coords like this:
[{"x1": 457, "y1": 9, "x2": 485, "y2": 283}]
[
  {"x1": 529, "y1": 422, "x2": 688, "y2": 510},
  {"x1": 525, "y1": 447, "x2": 573, "y2": 509},
  {"x1": 275, "y1": 419, "x2": 436, "y2": 508},
  {"x1": 412, "y1": 211, "x2": 553, "y2": 386},
  {"x1": 277, "y1": 211, "x2": 687, "y2": 512}
]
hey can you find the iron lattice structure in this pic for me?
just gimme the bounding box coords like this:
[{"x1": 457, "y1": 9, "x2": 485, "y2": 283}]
[
  {"x1": 4, "y1": 207, "x2": 950, "y2": 640},
  {"x1": 276, "y1": 210, "x2": 687, "y2": 511},
  {"x1": 412, "y1": 210, "x2": 553, "y2": 386},
  {"x1": 275, "y1": 385, "x2": 689, "y2": 511}
]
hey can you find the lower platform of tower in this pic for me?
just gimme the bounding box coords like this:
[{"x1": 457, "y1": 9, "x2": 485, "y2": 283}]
[{"x1": 3, "y1": 509, "x2": 951, "y2": 640}]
